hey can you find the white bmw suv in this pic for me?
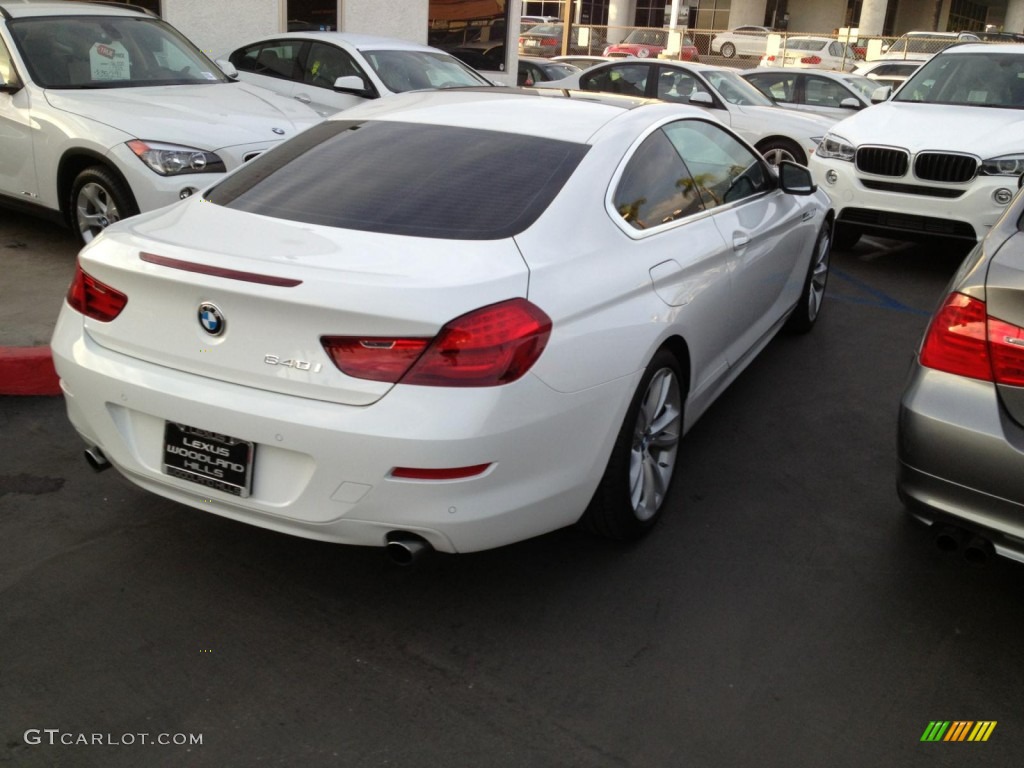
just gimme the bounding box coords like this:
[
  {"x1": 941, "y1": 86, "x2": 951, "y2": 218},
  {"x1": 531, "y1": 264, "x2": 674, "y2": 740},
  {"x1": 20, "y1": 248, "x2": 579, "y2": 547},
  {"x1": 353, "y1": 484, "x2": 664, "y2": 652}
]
[
  {"x1": 0, "y1": 1, "x2": 319, "y2": 243},
  {"x1": 810, "y1": 43, "x2": 1024, "y2": 249}
]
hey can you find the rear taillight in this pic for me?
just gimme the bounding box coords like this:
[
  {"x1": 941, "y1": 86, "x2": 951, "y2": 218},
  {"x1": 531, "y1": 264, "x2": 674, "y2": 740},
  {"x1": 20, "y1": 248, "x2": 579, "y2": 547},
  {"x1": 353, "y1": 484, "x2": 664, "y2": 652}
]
[
  {"x1": 66, "y1": 262, "x2": 127, "y2": 322},
  {"x1": 989, "y1": 317, "x2": 1024, "y2": 385},
  {"x1": 542, "y1": 37, "x2": 558, "y2": 46},
  {"x1": 322, "y1": 298, "x2": 551, "y2": 387},
  {"x1": 919, "y1": 292, "x2": 1024, "y2": 385},
  {"x1": 800, "y1": 55, "x2": 822, "y2": 64},
  {"x1": 764, "y1": 55, "x2": 777, "y2": 63}
]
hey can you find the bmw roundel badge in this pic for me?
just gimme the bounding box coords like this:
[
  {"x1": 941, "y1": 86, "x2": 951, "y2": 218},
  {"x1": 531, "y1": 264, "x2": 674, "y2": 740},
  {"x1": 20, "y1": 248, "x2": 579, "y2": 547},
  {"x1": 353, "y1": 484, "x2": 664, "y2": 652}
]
[{"x1": 198, "y1": 303, "x2": 226, "y2": 336}]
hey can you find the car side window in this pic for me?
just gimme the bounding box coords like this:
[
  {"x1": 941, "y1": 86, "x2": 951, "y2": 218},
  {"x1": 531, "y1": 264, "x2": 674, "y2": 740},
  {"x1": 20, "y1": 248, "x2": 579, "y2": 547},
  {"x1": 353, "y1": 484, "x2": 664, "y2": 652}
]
[
  {"x1": 612, "y1": 128, "x2": 703, "y2": 230},
  {"x1": 581, "y1": 64, "x2": 648, "y2": 98},
  {"x1": 0, "y1": 36, "x2": 18, "y2": 86},
  {"x1": 804, "y1": 76, "x2": 846, "y2": 107},
  {"x1": 303, "y1": 42, "x2": 364, "y2": 89},
  {"x1": 233, "y1": 41, "x2": 305, "y2": 81},
  {"x1": 746, "y1": 73, "x2": 795, "y2": 103},
  {"x1": 656, "y1": 67, "x2": 712, "y2": 104},
  {"x1": 662, "y1": 120, "x2": 771, "y2": 208}
]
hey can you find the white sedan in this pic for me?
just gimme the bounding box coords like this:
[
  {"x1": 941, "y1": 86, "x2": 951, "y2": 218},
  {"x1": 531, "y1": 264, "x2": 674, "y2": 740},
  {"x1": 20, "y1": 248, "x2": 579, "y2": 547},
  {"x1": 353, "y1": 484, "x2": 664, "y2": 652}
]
[
  {"x1": 536, "y1": 60, "x2": 835, "y2": 165},
  {"x1": 221, "y1": 32, "x2": 492, "y2": 117},
  {"x1": 758, "y1": 36, "x2": 860, "y2": 72},
  {"x1": 52, "y1": 89, "x2": 833, "y2": 559}
]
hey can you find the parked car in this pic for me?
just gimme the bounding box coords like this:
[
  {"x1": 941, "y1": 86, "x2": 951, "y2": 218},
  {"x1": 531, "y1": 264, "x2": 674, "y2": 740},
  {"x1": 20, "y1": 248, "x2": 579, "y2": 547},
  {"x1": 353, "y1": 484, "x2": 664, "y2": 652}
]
[
  {"x1": 810, "y1": 43, "x2": 1024, "y2": 249},
  {"x1": 879, "y1": 30, "x2": 980, "y2": 61},
  {"x1": 518, "y1": 22, "x2": 564, "y2": 57},
  {"x1": 758, "y1": 36, "x2": 860, "y2": 72},
  {"x1": 225, "y1": 32, "x2": 492, "y2": 118},
  {"x1": 742, "y1": 68, "x2": 880, "y2": 120},
  {"x1": 552, "y1": 54, "x2": 617, "y2": 69},
  {"x1": 520, "y1": 15, "x2": 559, "y2": 29},
  {"x1": 604, "y1": 28, "x2": 699, "y2": 61},
  {"x1": 536, "y1": 60, "x2": 835, "y2": 165},
  {"x1": 51, "y1": 89, "x2": 832, "y2": 558},
  {"x1": 448, "y1": 45, "x2": 578, "y2": 85},
  {"x1": 710, "y1": 26, "x2": 772, "y2": 59},
  {"x1": 517, "y1": 55, "x2": 580, "y2": 86},
  {"x1": 0, "y1": 1, "x2": 319, "y2": 245},
  {"x1": 898, "y1": 185, "x2": 1024, "y2": 566},
  {"x1": 852, "y1": 59, "x2": 922, "y2": 91}
]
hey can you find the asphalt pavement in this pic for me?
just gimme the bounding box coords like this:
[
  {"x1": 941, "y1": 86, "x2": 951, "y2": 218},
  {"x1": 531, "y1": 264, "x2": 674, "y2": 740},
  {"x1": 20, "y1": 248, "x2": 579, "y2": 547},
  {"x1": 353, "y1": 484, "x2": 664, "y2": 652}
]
[{"x1": 3, "y1": 209, "x2": 1023, "y2": 768}]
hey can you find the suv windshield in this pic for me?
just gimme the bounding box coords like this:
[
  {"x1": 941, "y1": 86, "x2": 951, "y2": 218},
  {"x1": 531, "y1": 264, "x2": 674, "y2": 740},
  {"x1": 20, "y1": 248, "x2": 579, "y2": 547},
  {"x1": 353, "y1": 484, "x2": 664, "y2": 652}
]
[
  {"x1": 10, "y1": 16, "x2": 228, "y2": 88},
  {"x1": 893, "y1": 52, "x2": 1024, "y2": 108}
]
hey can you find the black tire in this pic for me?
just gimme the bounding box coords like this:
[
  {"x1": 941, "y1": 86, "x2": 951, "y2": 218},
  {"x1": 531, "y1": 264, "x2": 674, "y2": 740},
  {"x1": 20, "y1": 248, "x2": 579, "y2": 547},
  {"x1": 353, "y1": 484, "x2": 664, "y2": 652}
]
[
  {"x1": 832, "y1": 222, "x2": 862, "y2": 251},
  {"x1": 70, "y1": 165, "x2": 138, "y2": 245},
  {"x1": 721, "y1": 42, "x2": 736, "y2": 58},
  {"x1": 757, "y1": 137, "x2": 806, "y2": 167},
  {"x1": 583, "y1": 349, "x2": 684, "y2": 541},
  {"x1": 785, "y1": 221, "x2": 831, "y2": 334}
]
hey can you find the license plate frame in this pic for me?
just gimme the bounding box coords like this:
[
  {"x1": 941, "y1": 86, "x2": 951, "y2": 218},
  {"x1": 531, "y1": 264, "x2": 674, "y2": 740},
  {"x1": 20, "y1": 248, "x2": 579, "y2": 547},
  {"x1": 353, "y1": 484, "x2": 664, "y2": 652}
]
[{"x1": 163, "y1": 422, "x2": 254, "y2": 498}]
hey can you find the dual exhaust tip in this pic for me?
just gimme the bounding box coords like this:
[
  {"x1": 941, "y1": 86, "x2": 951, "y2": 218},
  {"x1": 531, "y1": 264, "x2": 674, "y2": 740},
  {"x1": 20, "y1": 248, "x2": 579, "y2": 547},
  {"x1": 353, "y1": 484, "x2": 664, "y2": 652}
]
[
  {"x1": 934, "y1": 525, "x2": 994, "y2": 565},
  {"x1": 83, "y1": 447, "x2": 434, "y2": 565}
]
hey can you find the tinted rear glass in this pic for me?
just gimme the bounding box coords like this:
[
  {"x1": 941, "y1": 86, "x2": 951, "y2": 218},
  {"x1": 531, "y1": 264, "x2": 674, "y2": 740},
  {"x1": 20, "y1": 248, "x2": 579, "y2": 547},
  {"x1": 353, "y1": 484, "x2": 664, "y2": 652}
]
[{"x1": 206, "y1": 120, "x2": 589, "y2": 240}]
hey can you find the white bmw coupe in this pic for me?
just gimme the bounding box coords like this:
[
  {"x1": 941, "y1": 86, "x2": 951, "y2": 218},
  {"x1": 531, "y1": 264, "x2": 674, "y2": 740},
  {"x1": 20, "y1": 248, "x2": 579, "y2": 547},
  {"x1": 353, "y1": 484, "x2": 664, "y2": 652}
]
[{"x1": 52, "y1": 89, "x2": 833, "y2": 560}]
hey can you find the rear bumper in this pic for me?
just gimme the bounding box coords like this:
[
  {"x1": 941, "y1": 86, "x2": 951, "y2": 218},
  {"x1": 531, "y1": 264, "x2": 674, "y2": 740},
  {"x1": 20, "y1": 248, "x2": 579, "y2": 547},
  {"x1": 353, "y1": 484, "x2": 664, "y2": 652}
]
[
  {"x1": 51, "y1": 310, "x2": 635, "y2": 553},
  {"x1": 898, "y1": 364, "x2": 1024, "y2": 563}
]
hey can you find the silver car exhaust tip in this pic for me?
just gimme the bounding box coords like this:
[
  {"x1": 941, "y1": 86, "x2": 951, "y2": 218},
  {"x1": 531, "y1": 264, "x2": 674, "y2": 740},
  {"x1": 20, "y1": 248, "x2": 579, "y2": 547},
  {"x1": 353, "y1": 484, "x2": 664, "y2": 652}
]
[
  {"x1": 384, "y1": 533, "x2": 432, "y2": 566},
  {"x1": 84, "y1": 446, "x2": 111, "y2": 473}
]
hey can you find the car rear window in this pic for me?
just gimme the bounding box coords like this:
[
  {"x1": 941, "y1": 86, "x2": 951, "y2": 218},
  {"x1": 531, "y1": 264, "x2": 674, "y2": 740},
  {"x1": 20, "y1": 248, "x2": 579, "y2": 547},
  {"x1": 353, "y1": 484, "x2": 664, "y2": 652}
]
[{"x1": 205, "y1": 120, "x2": 589, "y2": 240}]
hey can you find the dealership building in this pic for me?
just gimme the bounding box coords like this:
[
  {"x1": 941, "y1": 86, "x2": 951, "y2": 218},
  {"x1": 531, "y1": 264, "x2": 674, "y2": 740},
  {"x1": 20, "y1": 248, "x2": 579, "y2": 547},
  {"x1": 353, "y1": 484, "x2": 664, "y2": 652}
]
[{"x1": 71, "y1": 1, "x2": 1024, "y2": 59}]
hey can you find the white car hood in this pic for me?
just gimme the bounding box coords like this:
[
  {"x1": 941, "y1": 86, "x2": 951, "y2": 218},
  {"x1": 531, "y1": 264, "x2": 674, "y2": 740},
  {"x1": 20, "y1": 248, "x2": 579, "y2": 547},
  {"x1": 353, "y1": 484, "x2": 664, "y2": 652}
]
[
  {"x1": 45, "y1": 83, "x2": 319, "y2": 150},
  {"x1": 829, "y1": 102, "x2": 1024, "y2": 155}
]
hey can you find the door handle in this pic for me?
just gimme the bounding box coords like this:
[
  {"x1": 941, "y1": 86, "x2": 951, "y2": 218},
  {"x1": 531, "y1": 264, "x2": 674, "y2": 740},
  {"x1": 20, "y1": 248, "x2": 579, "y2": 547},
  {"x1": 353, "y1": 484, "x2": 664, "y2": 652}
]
[
  {"x1": 733, "y1": 234, "x2": 750, "y2": 250},
  {"x1": 294, "y1": 94, "x2": 311, "y2": 104}
]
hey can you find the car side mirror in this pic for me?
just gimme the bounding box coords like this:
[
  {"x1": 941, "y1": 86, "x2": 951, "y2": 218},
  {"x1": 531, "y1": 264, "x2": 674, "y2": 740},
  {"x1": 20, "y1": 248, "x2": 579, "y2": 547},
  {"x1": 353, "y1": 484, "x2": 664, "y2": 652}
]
[
  {"x1": 840, "y1": 97, "x2": 861, "y2": 109},
  {"x1": 215, "y1": 59, "x2": 239, "y2": 80},
  {"x1": 689, "y1": 91, "x2": 714, "y2": 106},
  {"x1": 870, "y1": 85, "x2": 892, "y2": 103},
  {"x1": 334, "y1": 75, "x2": 375, "y2": 97},
  {"x1": 777, "y1": 160, "x2": 816, "y2": 195}
]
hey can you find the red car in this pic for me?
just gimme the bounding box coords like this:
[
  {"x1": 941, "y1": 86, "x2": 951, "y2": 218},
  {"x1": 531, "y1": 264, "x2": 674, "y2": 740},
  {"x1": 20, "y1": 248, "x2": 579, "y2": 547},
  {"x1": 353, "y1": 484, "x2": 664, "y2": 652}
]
[{"x1": 604, "y1": 28, "x2": 699, "y2": 61}]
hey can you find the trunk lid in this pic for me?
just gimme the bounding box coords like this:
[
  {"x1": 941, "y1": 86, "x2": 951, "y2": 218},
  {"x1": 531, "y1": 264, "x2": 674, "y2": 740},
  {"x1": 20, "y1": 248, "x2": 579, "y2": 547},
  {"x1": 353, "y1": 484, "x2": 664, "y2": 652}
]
[{"x1": 77, "y1": 198, "x2": 530, "y2": 406}]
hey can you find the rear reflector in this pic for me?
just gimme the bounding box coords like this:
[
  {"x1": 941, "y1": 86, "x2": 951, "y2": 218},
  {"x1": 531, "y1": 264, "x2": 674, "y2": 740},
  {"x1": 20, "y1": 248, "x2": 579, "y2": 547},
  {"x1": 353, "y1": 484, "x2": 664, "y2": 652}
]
[
  {"x1": 322, "y1": 298, "x2": 551, "y2": 387},
  {"x1": 391, "y1": 464, "x2": 492, "y2": 480},
  {"x1": 66, "y1": 263, "x2": 127, "y2": 322},
  {"x1": 801, "y1": 55, "x2": 822, "y2": 64}
]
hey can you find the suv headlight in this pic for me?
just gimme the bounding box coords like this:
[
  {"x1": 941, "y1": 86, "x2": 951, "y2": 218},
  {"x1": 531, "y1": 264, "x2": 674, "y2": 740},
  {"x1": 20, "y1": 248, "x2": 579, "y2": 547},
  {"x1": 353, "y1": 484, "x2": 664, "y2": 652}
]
[
  {"x1": 816, "y1": 132, "x2": 855, "y2": 162},
  {"x1": 127, "y1": 140, "x2": 227, "y2": 176},
  {"x1": 981, "y1": 154, "x2": 1024, "y2": 177}
]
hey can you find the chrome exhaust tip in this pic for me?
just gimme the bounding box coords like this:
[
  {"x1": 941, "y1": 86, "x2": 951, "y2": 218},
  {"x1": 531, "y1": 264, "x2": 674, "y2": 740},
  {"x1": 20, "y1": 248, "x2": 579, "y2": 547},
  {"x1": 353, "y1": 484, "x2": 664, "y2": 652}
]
[
  {"x1": 384, "y1": 533, "x2": 432, "y2": 566},
  {"x1": 84, "y1": 446, "x2": 111, "y2": 473}
]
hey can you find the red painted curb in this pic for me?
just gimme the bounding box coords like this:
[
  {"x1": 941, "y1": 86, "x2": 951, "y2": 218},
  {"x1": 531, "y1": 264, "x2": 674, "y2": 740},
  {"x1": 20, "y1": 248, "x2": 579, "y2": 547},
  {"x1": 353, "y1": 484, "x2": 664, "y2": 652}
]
[{"x1": 0, "y1": 346, "x2": 61, "y2": 396}]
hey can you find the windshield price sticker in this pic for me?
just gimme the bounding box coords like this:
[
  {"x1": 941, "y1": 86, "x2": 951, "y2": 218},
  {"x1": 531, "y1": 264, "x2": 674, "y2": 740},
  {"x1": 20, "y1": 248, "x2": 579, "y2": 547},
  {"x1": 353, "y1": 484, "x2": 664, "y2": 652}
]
[{"x1": 90, "y1": 41, "x2": 131, "y2": 81}]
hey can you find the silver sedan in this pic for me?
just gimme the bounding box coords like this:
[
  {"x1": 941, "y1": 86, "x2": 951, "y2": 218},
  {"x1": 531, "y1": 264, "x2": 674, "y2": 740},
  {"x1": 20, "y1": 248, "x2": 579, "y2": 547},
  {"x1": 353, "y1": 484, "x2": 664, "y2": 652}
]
[{"x1": 899, "y1": 183, "x2": 1024, "y2": 565}]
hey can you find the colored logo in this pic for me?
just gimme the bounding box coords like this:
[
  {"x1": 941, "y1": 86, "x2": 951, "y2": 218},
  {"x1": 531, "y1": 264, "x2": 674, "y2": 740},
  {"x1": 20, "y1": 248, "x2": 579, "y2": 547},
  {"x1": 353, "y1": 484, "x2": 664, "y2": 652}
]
[
  {"x1": 198, "y1": 303, "x2": 225, "y2": 336},
  {"x1": 921, "y1": 721, "x2": 997, "y2": 742}
]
